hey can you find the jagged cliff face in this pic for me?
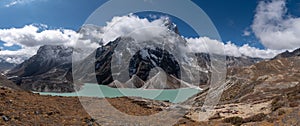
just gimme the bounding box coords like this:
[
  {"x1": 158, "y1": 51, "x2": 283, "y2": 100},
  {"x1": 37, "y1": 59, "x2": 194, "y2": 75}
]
[
  {"x1": 77, "y1": 36, "x2": 185, "y2": 88},
  {"x1": 129, "y1": 47, "x2": 181, "y2": 81},
  {"x1": 88, "y1": 25, "x2": 261, "y2": 88}
]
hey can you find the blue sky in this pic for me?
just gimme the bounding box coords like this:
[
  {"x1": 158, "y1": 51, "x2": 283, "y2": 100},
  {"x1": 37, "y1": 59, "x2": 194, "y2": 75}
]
[
  {"x1": 0, "y1": 0, "x2": 264, "y2": 48},
  {"x1": 0, "y1": 0, "x2": 256, "y2": 46},
  {"x1": 195, "y1": 0, "x2": 260, "y2": 47},
  {"x1": 0, "y1": 0, "x2": 300, "y2": 60}
]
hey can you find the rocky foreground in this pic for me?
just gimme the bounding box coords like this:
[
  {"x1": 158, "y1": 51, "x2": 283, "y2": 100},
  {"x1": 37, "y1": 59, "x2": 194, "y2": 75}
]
[
  {"x1": 183, "y1": 55, "x2": 300, "y2": 125},
  {"x1": 0, "y1": 86, "x2": 170, "y2": 125},
  {"x1": 0, "y1": 83, "x2": 299, "y2": 126}
]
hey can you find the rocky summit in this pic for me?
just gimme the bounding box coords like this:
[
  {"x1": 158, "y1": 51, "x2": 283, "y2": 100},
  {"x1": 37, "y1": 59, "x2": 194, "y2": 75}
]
[
  {"x1": 6, "y1": 45, "x2": 74, "y2": 92},
  {"x1": 74, "y1": 24, "x2": 262, "y2": 90}
]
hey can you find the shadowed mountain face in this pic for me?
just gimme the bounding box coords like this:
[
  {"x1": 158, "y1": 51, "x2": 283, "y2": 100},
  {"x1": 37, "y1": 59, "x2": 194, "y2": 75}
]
[
  {"x1": 129, "y1": 47, "x2": 181, "y2": 81},
  {"x1": 92, "y1": 37, "x2": 182, "y2": 86},
  {"x1": 80, "y1": 36, "x2": 263, "y2": 89}
]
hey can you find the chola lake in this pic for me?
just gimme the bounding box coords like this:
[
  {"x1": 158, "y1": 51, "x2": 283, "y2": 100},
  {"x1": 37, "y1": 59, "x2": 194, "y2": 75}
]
[{"x1": 36, "y1": 83, "x2": 201, "y2": 103}]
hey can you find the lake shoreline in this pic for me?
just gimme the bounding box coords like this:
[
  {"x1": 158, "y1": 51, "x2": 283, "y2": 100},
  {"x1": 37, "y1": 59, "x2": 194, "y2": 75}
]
[{"x1": 35, "y1": 83, "x2": 201, "y2": 103}]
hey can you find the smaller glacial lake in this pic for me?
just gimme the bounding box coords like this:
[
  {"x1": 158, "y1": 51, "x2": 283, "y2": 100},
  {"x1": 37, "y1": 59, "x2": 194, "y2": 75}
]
[{"x1": 37, "y1": 83, "x2": 201, "y2": 103}]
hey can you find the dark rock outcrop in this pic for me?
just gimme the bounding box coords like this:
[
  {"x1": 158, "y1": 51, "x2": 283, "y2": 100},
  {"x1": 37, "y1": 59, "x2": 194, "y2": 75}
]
[{"x1": 129, "y1": 47, "x2": 181, "y2": 81}]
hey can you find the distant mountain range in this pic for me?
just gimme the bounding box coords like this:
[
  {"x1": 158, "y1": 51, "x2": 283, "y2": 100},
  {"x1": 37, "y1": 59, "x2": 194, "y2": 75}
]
[
  {"x1": 5, "y1": 44, "x2": 263, "y2": 92},
  {"x1": 0, "y1": 57, "x2": 18, "y2": 73},
  {"x1": 1, "y1": 42, "x2": 299, "y2": 125},
  {"x1": 3, "y1": 21, "x2": 299, "y2": 93},
  {"x1": 273, "y1": 48, "x2": 300, "y2": 59}
]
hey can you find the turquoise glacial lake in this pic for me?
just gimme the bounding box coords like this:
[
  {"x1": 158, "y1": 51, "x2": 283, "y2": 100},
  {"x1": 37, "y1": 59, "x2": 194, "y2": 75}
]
[{"x1": 37, "y1": 84, "x2": 201, "y2": 103}]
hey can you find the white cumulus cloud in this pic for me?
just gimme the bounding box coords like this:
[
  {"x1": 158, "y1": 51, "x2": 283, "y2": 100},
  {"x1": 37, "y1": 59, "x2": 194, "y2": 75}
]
[
  {"x1": 95, "y1": 14, "x2": 169, "y2": 44},
  {"x1": 0, "y1": 47, "x2": 38, "y2": 64},
  {"x1": 0, "y1": 24, "x2": 81, "y2": 48},
  {"x1": 0, "y1": 14, "x2": 286, "y2": 64},
  {"x1": 4, "y1": 0, "x2": 46, "y2": 7},
  {"x1": 186, "y1": 37, "x2": 283, "y2": 59},
  {"x1": 0, "y1": 24, "x2": 88, "y2": 64},
  {"x1": 251, "y1": 0, "x2": 300, "y2": 50}
]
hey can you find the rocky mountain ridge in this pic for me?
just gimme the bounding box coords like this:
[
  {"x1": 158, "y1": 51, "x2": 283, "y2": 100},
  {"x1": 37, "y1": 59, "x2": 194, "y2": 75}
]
[
  {"x1": 273, "y1": 48, "x2": 300, "y2": 59},
  {"x1": 7, "y1": 45, "x2": 74, "y2": 92},
  {"x1": 184, "y1": 49, "x2": 300, "y2": 125},
  {"x1": 5, "y1": 42, "x2": 267, "y2": 92}
]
